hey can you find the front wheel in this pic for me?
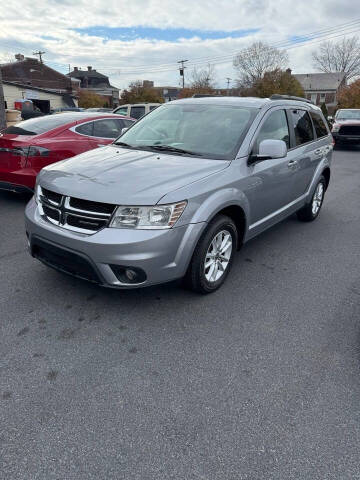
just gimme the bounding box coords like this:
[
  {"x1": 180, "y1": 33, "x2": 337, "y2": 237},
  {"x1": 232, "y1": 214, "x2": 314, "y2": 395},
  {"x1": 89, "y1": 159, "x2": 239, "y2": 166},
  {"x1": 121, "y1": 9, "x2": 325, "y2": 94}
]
[
  {"x1": 297, "y1": 176, "x2": 326, "y2": 222},
  {"x1": 184, "y1": 215, "x2": 237, "y2": 294}
]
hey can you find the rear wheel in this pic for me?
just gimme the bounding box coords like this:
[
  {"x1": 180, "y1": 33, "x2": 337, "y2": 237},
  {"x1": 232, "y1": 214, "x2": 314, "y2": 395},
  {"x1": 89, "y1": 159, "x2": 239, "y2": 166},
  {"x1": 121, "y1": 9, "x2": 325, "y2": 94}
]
[
  {"x1": 297, "y1": 176, "x2": 326, "y2": 222},
  {"x1": 184, "y1": 215, "x2": 237, "y2": 294}
]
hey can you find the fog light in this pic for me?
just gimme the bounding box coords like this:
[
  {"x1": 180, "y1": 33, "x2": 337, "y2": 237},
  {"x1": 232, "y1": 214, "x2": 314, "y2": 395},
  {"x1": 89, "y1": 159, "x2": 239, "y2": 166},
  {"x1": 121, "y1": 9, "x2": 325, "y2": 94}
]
[
  {"x1": 110, "y1": 265, "x2": 147, "y2": 284},
  {"x1": 125, "y1": 268, "x2": 137, "y2": 281}
]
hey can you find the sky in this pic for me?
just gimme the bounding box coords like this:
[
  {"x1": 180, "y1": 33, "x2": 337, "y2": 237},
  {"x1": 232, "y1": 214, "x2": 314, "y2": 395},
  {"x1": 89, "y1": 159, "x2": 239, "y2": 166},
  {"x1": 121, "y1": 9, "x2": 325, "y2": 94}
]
[{"x1": 0, "y1": 0, "x2": 359, "y2": 90}]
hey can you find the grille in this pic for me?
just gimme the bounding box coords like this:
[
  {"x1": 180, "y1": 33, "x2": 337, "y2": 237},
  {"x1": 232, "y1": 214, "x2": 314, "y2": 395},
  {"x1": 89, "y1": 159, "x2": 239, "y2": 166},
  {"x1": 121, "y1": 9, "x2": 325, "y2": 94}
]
[
  {"x1": 32, "y1": 238, "x2": 101, "y2": 283},
  {"x1": 69, "y1": 197, "x2": 115, "y2": 214},
  {"x1": 42, "y1": 187, "x2": 62, "y2": 205},
  {"x1": 39, "y1": 187, "x2": 116, "y2": 234},
  {"x1": 339, "y1": 125, "x2": 360, "y2": 136}
]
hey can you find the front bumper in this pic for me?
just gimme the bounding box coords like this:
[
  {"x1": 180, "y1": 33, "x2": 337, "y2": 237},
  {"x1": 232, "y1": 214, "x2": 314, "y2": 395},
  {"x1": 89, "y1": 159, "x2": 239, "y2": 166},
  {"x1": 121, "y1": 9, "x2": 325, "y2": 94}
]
[
  {"x1": 25, "y1": 198, "x2": 205, "y2": 288},
  {"x1": 332, "y1": 133, "x2": 360, "y2": 144}
]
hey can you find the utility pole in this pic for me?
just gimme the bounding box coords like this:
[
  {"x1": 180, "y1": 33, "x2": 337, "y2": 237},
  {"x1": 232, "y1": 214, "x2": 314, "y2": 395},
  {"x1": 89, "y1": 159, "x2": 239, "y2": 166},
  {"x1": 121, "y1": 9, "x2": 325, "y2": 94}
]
[
  {"x1": 226, "y1": 77, "x2": 232, "y2": 96},
  {"x1": 0, "y1": 68, "x2": 6, "y2": 130},
  {"x1": 33, "y1": 51, "x2": 46, "y2": 63},
  {"x1": 178, "y1": 59, "x2": 188, "y2": 88}
]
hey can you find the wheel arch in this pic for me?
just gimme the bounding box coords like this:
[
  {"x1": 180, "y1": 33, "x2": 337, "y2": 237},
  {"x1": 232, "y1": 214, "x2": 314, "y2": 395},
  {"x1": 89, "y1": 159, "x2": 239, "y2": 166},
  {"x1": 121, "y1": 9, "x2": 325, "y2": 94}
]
[
  {"x1": 322, "y1": 167, "x2": 331, "y2": 190},
  {"x1": 208, "y1": 204, "x2": 247, "y2": 250}
]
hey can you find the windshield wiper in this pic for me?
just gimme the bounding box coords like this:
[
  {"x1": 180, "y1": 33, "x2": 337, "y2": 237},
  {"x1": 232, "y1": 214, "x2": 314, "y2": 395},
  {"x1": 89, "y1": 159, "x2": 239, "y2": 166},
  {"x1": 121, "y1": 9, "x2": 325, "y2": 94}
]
[
  {"x1": 142, "y1": 144, "x2": 203, "y2": 156},
  {"x1": 113, "y1": 141, "x2": 135, "y2": 147}
]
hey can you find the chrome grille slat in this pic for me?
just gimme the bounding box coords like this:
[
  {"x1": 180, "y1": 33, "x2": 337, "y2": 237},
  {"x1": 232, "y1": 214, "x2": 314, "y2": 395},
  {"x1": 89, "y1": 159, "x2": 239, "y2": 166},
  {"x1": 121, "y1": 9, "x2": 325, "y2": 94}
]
[{"x1": 39, "y1": 187, "x2": 114, "y2": 234}]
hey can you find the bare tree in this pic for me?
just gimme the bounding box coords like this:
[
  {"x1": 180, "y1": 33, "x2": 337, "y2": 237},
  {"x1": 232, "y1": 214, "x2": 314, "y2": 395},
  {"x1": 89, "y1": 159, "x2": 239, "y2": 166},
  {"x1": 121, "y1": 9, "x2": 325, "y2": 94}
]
[
  {"x1": 191, "y1": 64, "x2": 216, "y2": 90},
  {"x1": 233, "y1": 41, "x2": 288, "y2": 87},
  {"x1": 312, "y1": 36, "x2": 360, "y2": 81}
]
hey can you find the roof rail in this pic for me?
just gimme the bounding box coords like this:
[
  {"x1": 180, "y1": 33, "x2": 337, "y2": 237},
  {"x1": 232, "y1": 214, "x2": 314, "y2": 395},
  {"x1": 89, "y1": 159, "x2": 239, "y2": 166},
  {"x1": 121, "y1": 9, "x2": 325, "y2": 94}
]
[{"x1": 270, "y1": 94, "x2": 314, "y2": 105}]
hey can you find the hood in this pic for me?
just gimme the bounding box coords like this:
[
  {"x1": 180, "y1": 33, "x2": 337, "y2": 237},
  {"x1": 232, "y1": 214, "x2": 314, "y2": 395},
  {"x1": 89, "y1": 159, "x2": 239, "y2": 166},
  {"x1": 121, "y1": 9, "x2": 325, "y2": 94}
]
[
  {"x1": 335, "y1": 119, "x2": 360, "y2": 125},
  {"x1": 39, "y1": 145, "x2": 230, "y2": 205}
]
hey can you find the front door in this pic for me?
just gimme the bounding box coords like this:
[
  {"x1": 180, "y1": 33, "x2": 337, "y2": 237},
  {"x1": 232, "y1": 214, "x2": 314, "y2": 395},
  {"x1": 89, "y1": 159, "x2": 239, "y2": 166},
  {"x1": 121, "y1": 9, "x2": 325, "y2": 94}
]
[{"x1": 241, "y1": 108, "x2": 296, "y2": 229}]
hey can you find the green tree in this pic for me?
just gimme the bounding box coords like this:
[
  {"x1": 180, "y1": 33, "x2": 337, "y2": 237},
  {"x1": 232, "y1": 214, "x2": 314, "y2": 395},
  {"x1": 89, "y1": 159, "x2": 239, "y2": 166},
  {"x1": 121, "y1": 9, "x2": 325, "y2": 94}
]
[
  {"x1": 248, "y1": 69, "x2": 304, "y2": 98},
  {"x1": 78, "y1": 91, "x2": 104, "y2": 108},
  {"x1": 120, "y1": 81, "x2": 164, "y2": 104},
  {"x1": 337, "y1": 79, "x2": 360, "y2": 108}
]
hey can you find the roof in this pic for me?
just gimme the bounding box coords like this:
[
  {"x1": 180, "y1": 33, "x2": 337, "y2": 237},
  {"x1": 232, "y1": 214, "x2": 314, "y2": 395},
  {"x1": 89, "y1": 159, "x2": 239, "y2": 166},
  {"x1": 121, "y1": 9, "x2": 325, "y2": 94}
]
[
  {"x1": 3, "y1": 80, "x2": 77, "y2": 98},
  {"x1": 169, "y1": 96, "x2": 321, "y2": 110},
  {"x1": 68, "y1": 69, "x2": 108, "y2": 79},
  {"x1": 294, "y1": 72, "x2": 346, "y2": 91},
  {"x1": 1, "y1": 58, "x2": 72, "y2": 91},
  {"x1": 47, "y1": 112, "x2": 130, "y2": 119},
  {"x1": 170, "y1": 96, "x2": 269, "y2": 108}
]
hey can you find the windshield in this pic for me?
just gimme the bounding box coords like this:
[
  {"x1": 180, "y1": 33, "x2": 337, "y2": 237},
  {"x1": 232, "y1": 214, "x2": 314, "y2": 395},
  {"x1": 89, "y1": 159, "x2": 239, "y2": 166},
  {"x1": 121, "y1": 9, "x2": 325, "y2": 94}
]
[
  {"x1": 115, "y1": 103, "x2": 258, "y2": 160},
  {"x1": 2, "y1": 114, "x2": 81, "y2": 135},
  {"x1": 336, "y1": 110, "x2": 360, "y2": 120}
]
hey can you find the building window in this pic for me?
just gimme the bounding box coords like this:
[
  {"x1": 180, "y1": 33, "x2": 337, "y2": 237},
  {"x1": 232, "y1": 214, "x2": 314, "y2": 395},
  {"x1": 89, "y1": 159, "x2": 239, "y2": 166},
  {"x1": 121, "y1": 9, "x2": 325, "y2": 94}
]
[{"x1": 320, "y1": 93, "x2": 326, "y2": 101}]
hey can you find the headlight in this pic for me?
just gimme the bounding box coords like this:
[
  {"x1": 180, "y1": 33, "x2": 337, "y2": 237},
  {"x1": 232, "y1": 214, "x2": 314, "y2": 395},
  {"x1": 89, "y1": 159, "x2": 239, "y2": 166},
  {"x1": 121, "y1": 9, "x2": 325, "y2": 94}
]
[
  {"x1": 34, "y1": 182, "x2": 41, "y2": 204},
  {"x1": 110, "y1": 201, "x2": 187, "y2": 229},
  {"x1": 332, "y1": 123, "x2": 340, "y2": 132}
]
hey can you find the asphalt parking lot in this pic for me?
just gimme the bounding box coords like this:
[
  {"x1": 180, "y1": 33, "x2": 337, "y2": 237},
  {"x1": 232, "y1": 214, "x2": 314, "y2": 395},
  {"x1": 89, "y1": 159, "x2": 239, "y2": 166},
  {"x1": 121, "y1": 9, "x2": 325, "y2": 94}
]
[{"x1": 1, "y1": 148, "x2": 360, "y2": 480}]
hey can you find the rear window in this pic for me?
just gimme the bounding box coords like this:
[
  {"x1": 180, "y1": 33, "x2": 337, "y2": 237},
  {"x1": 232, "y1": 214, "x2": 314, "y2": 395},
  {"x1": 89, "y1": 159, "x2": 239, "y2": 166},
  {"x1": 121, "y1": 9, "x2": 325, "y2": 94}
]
[
  {"x1": 291, "y1": 110, "x2": 314, "y2": 146},
  {"x1": 3, "y1": 114, "x2": 80, "y2": 135},
  {"x1": 130, "y1": 106, "x2": 145, "y2": 119},
  {"x1": 75, "y1": 122, "x2": 94, "y2": 136},
  {"x1": 310, "y1": 111, "x2": 328, "y2": 138}
]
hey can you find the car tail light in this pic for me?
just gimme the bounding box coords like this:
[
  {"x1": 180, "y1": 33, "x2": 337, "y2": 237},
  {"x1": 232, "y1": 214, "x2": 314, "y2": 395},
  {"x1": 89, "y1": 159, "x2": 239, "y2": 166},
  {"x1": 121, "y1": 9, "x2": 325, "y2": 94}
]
[{"x1": 9, "y1": 146, "x2": 50, "y2": 157}]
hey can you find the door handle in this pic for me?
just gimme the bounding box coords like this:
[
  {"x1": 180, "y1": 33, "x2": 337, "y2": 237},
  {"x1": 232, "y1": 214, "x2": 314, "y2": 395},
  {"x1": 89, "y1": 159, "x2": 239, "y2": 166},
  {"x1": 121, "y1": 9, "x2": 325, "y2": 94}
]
[
  {"x1": 314, "y1": 149, "x2": 322, "y2": 156},
  {"x1": 287, "y1": 159, "x2": 298, "y2": 167}
]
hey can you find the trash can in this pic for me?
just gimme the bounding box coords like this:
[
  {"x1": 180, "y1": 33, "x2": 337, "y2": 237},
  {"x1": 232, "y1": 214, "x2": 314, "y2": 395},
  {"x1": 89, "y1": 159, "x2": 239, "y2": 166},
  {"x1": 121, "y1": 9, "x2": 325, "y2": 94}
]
[{"x1": 6, "y1": 109, "x2": 22, "y2": 126}]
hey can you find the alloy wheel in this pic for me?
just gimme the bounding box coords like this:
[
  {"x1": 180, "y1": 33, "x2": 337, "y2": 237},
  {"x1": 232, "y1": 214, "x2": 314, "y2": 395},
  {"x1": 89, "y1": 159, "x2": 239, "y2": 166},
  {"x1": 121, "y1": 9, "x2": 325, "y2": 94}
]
[
  {"x1": 204, "y1": 230, "x2": 233, "y2": 283},
  {"x1": 312, "y1": 182, "x2": 324, "y2": 216}
]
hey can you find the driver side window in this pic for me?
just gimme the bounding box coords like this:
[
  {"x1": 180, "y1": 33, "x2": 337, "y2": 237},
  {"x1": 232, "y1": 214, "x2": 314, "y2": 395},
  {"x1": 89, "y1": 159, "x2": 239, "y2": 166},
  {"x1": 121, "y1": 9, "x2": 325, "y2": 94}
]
[{"x1": 254, "y1": 109, "x2": 290, "y2": 153}]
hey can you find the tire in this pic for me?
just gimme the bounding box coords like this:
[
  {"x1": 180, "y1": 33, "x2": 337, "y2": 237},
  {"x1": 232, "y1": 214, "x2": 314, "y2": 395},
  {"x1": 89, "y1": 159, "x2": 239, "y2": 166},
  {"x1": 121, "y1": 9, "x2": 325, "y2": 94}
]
[
  {"x1": 297, "y1": 176, "x2": 326, "y2": 222},
  {"x1": 184, "y1": 214, "x2": 238, "y2": 294}
]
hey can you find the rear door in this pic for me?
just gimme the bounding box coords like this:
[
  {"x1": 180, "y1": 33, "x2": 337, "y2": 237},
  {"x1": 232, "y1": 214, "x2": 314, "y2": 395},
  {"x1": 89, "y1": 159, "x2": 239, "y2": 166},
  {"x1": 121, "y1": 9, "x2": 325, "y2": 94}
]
[{"x1": 286, "y1": 108, "x2": 327, "y2": 198}]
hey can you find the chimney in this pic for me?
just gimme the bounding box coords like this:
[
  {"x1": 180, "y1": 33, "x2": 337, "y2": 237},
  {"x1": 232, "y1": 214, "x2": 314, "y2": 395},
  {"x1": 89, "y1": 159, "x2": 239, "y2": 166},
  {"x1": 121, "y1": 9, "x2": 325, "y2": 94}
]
[
  {"x1": 87, "y1": 66, "x2": 92, "y2": 71},
  {"x1": 286, "y1": 68, "x2": 292, "y2": 75},
  {"x1": 74, "y1": 67, "x2": 78, "y2": 72},
  {"x1": 15, "y1": 53, "x2": 25, "y2": 61}
]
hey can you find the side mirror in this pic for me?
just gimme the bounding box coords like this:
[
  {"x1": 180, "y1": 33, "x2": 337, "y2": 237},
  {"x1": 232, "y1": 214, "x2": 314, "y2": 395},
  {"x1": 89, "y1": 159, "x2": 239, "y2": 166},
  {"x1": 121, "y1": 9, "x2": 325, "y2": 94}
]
[
  {"x1": 121, "y1": 127, "x2": 128, "y2": 135},
  {"x1": 249, "y1": 139, "x2": 287, "y2": 165}
]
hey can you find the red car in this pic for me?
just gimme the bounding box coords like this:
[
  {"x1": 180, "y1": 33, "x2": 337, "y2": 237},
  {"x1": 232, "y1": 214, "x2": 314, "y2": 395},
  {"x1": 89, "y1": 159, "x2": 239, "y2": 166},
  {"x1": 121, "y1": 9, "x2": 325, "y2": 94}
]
[{"x1": 0, "y1": 112, "x2": 135, "y2": 192}]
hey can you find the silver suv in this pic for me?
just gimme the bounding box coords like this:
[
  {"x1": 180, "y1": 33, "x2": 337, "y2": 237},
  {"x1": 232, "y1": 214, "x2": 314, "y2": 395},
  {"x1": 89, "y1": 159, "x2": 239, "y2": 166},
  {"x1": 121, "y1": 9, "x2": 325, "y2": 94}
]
[{"x1": 25, "y1": 96, "x2": 332, "y2": 293}]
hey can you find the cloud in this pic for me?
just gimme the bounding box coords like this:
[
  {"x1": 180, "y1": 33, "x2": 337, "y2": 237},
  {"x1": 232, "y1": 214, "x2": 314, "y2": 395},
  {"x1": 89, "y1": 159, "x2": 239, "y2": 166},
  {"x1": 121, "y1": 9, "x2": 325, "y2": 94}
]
[{"x1": 0, "y1": 0, "x2": 358, "y2": 88}]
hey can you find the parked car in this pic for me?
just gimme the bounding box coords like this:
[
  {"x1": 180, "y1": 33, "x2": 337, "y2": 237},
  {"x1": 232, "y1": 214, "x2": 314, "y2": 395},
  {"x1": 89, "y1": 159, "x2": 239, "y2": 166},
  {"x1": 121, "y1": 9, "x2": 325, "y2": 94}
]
[
  {"x1": 87, "y1": 108, "x2": 113, "y2": 112},
  {"x1": 331, "y1": 109, "x2": 360, "y2": 145},
  {"x1": 113, "y1": 103, "x2": 160, "y2": 119},
  {"x1": 26, "y1": 96, "x2": 332, "y2": 293},
  {"x1": 50, "y1": 107, "x2": 85, "y2": 114},
  {"x1": 0, "y1": 113, "x2": 135, "y2": 193}
]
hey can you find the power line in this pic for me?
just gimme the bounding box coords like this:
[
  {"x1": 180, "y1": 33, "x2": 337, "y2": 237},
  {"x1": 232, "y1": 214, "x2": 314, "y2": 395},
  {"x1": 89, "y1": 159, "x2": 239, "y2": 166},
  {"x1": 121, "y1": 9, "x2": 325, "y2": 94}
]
[
  {"x1": 1, "y1": 19, "x2": 360, "y2": 78},
  {"x1": 7, "y1": 17, "x2": 359, "y2": 73}
]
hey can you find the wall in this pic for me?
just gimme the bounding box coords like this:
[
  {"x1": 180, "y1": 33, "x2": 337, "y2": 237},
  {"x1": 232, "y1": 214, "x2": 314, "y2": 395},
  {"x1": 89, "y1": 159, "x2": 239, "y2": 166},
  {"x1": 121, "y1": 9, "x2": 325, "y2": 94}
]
[{"x1": 3, "y1": 83, "x2": 78, "y2": 110}]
